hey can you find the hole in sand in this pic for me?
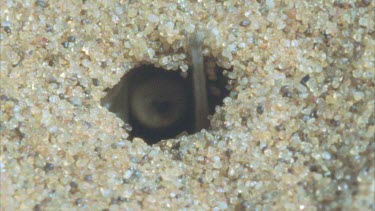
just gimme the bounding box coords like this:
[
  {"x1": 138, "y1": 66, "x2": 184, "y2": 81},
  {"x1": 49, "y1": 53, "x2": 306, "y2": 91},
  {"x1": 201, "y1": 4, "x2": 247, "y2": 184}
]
[{"x1": 101, "y1": 62, "x2": 228, "y2": 145}]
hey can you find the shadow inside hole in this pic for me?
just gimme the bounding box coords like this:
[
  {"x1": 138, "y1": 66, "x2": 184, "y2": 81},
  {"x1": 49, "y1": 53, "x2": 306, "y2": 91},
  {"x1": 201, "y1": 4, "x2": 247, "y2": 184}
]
[{"x1": 101, "y1": 63, "x2": 229, "y2": 145}]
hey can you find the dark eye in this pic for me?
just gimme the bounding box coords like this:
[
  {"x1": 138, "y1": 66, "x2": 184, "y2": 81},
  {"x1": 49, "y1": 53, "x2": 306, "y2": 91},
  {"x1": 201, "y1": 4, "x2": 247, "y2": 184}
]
[
  {"x1": 129, "y1": 70, "x2": 190, "y2": 132},
  {"x1": 102, "y1": 66, "x2": 194, "y2": 144}
]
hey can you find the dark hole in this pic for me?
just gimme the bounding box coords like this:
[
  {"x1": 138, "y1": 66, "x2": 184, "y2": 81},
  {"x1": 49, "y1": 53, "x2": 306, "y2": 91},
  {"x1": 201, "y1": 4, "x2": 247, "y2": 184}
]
[{"x1": 101, "y1": 63, "x2": 228, "y2": 145}]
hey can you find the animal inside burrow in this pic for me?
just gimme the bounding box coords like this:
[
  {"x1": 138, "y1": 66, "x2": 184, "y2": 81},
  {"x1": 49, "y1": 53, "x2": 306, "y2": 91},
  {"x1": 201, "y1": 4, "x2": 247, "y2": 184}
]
[{"x1": 101, "y1": 32, "x2": 228, "y2": 145}]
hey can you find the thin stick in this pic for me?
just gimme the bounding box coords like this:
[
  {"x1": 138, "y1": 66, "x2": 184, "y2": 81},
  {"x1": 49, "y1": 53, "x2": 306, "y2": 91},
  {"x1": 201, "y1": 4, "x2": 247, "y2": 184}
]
[{"x1": 189, "y1": 31, "x2": 209, "y2": 131}]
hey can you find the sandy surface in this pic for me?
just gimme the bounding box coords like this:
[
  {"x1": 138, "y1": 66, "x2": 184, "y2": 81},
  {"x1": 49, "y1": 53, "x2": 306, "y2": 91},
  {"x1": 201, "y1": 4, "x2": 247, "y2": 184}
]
[{"x1": 1, "y1": 0, "x2": 374, "y2": 210}]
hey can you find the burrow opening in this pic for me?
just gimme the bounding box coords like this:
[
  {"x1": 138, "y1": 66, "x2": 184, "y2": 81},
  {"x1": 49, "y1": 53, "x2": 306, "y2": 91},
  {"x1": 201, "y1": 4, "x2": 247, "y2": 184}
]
[{"x1": 101, "y1": 61, "x2": 229, "y2": 145}]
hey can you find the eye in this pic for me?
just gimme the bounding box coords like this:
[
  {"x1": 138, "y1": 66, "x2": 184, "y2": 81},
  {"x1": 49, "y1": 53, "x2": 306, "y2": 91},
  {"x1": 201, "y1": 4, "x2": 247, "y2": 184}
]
[
  {"x1": 129, "y1": 68, "x2": 191, "y2": 133},
  {"x1": 102, "y1": 66, "x2": 194, "y2": 144}
]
